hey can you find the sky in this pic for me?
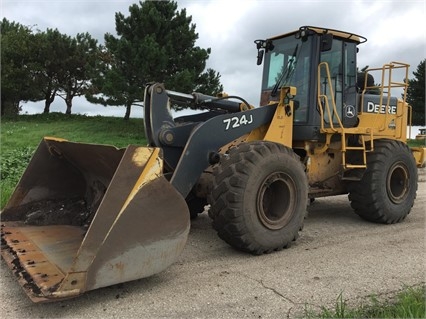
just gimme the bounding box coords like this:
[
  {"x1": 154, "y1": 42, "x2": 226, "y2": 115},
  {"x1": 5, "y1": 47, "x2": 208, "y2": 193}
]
[{"x1": 1, "y1": 0, "x2": 425, "y2": 119}]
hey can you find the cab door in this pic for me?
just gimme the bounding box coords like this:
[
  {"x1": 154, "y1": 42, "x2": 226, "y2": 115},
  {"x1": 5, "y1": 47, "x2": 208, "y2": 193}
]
[{"x1": 319, "y1": 38, "x2": 358, "y2": 128}]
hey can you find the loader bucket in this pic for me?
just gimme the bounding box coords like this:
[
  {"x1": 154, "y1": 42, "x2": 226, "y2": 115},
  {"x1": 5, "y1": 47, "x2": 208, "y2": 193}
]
[{"x1": 1, "y1": 137, "x2": 190, "y2": 302}]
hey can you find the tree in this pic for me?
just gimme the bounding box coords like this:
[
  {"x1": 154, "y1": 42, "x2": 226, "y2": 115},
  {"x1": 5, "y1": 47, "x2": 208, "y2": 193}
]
[
  {"x1": 87, "y1": 0, "x2": 223, "y2": 120},
  {"x1": 57, "y1": 33, "x2": 99, "y2": 114},
  {"x1": 0, "y1": 18, "x2": 42, "y2": 115},
  {"x1": 31, "y1": 29, "x2": 71, "y2": 113},
  {"x1": 406, "y1": 59, "x2": 425, "y2": 126},
  {"x1": 194, "y1": 68, "x2": 223, "y2": 96},
  {"x1": 1, "y1": 20, "x2": 101, "y2": 115},
  {"x1": 31, "y1": 29, "x2": 98, "y2": 114}
]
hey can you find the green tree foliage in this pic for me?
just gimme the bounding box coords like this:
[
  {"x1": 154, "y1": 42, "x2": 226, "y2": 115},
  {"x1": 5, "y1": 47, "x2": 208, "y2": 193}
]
[
  {"x1": 32, "y1": 30, "x2": 98, "y2": 114},
  {"x1": 0, "y1": 18, "x2": 42, "y2": 115},
  {"x1": 407, "y1": 59, "x2": 425, "y2": 126},
  {"x1": 195, "y1": 68, "x2": 223, "y2": 97},
  {"x1": 31, "y1": 29, "x2": 71, "y2": 113},
  {"x1": 57, "y1": 33, "x2": 99, "y2": 114},
  {"x1": 87, "y1": 0, "x2": 223, "y2": 120},
  {"x1": 2, "y1": 19, "x2": 100, "y2": 115}
]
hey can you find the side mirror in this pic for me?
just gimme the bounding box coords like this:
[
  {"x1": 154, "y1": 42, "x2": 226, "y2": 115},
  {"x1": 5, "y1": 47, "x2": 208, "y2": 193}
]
[
  {"x1": 257, "y1": 50, "x2": 264, "y2": 65},
  {"x1": 254, "y1": 39, "x2": 274, "y2": 65},
  {"x1": 321, "y1": 33, "x2": 333, "y2": 52}
]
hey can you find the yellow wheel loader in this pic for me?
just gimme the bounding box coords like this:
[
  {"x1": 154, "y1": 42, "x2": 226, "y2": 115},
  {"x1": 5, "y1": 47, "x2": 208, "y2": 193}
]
[{"x1": 2, "y1": 26, "x2": 425, "y2": 302}]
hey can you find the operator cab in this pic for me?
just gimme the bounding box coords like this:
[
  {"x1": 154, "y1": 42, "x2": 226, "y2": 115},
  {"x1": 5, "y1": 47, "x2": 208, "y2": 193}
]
[{"x1": 257, "y1": 26, "x2": 367, "y2": 141}]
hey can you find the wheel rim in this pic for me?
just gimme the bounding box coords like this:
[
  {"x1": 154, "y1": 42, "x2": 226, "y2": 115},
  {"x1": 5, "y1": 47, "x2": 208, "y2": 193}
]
[
  {"x1": 257, "y1": 172, "x2": 296, "y2": 230},
  {"x1": 387, "y1": 161, "x2": 410, "y2": 204}
]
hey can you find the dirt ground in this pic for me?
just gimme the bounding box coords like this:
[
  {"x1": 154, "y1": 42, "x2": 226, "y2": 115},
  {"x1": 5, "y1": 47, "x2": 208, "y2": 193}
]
[{"x1": 1, "y1": 169, "x2": 425, "y2": 319}]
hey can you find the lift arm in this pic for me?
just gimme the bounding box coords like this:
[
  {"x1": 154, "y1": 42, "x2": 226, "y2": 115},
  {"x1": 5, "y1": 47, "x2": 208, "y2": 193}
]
[{"x1": 143, "y1": 83, "x2": 278, "y2": 198}]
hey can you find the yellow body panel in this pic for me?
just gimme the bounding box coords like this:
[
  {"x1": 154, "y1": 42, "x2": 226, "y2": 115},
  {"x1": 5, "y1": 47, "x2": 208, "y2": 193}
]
[{"x1": 262, "y1": 87, "x2": 296, "y2": 147}]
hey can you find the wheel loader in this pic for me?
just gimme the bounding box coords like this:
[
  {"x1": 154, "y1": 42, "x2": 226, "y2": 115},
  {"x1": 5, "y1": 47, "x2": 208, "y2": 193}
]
[{"x1": 1, "y1": 26, "x2": 425, "y2": 302}]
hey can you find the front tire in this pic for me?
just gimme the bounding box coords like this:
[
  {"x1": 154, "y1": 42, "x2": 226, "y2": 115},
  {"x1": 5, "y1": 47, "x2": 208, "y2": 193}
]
[
  {"x1": 208, "y1": 141, "x2": 308, "y2": 254},
  {"x1": 348, "y1": 139, "x2": 418, "y2": 223}
]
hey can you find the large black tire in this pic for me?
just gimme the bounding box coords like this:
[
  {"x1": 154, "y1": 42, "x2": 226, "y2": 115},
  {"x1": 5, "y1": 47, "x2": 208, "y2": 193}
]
[
  {"x1": 348, "y1": 139, "x2": 418, "y2": 224},
  {"x1": 208, "y1": 141, "x2": 308, "y2": 254}
]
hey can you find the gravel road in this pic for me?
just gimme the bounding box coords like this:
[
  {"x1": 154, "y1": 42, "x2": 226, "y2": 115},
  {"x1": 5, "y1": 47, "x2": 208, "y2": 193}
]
[{"x1": 1, "y1": 169, "x2": 425, "y2": 319}]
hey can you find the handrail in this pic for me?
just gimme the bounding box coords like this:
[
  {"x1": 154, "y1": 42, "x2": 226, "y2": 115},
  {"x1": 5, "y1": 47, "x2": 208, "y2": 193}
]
[
  {"x1": 360, "y1": 61, "x2": 410, "y2": 135},
  {"x1": 317, "y1": 62, "x2": 344, "y2": 132}
]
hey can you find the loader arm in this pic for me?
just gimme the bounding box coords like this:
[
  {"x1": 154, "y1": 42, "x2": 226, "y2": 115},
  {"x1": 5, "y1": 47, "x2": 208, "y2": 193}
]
[
  {"x1": 143, "y1": 83, "x2": 278, "y2": 198},
  {"x1": 144, "y1": 83, "x2": 243, "y2": 170}
]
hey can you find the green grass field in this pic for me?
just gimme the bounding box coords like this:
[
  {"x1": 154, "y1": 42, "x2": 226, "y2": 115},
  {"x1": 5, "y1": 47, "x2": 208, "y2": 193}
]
[{"x1": 1, "y1": 113, "x2": 145, "y2": 149}]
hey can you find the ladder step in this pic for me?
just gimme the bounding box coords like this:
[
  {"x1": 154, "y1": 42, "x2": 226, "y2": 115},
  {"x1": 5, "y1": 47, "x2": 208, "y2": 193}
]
[
  {"x1": 345, "y1": 146, "x2": 365, "y2": 150},
  {"x1": 345, "y1": 164, "x2": 367, "y2": 169},
  {"x1": 341, "y1": 176, "x2": 363, "y2": 181}
]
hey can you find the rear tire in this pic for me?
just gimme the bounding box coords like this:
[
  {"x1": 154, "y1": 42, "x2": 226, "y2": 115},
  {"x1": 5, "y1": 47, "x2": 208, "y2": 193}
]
[
  {"x1": 348, "y1": 139, "x2": 418, "y2": 223},
  {"x1": 208, "y1": 141, "x2": 308, "y2": 254}
]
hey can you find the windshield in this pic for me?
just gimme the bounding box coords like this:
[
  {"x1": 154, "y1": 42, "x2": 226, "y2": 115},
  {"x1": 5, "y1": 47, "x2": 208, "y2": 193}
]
[{"x1": 262, "y1": 35, "x2": 312, "y2": 122}]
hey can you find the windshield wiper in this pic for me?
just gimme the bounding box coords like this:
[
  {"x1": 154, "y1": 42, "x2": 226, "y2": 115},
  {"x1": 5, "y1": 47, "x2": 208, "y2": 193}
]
[{"x1": 271, "y1": 44, "x2": 299, "y2": 97}]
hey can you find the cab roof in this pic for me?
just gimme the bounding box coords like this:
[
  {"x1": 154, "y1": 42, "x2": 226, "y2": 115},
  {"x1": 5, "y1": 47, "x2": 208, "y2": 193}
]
[{"x1": 268, "y1": 26, "x2": 367, "y2": 44}]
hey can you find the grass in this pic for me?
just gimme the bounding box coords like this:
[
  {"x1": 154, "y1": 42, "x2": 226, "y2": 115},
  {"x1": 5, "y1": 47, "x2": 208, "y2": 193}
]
[
  {"x1": 1, "y1": 112, "x2": 145, "y2": 149},
  {"x1": 303, "y1": 285, "x2": 426, "y2": 319},
  {"x1": 1, "y1": 113, "x2": 146, "y2": 208},
  {"x1": 408, "y1": 138, "x2": 426, "y2": 148}
]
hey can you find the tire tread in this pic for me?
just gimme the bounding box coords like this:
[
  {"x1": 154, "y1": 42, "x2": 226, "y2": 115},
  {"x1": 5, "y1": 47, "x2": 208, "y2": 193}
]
[{"x1": 208, "y1": 141, "x2": 307, "y2": 254}]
